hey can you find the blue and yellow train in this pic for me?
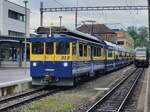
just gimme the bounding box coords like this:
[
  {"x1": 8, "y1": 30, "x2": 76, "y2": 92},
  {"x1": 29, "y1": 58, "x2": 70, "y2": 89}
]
[
  {"x1": 29, "y1": 30, "x2": 134, "y2": 86},
  {"x1": 135, "y1": 47, "x2": 149, "y2": 68}
]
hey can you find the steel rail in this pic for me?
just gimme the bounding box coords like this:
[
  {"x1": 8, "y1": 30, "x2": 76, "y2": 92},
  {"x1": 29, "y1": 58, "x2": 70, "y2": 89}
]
[
  {"x1": 0, "y1": 87, "x2": 46, "y2": 103},
  {"x1": 86, "y1": 68, "x2": 143, "y2": 112},
  {"x1": 117, "y1": 68, "x2": 144, "y2": 112},
  {"x1": 0, "y1": 88, "x2": 59, "y2": 111}
]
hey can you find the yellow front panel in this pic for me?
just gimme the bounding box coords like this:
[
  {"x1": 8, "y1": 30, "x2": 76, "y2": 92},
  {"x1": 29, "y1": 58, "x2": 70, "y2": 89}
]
[
  {"x1": 45, "y1": 55, "x2": 55, "y2": 61},
  {"x1": 55, "y1": 55, "x2": 71, "y2": 61},
  {"x1": 30, "y1": 55, "x2": 45, "y2": 61}
]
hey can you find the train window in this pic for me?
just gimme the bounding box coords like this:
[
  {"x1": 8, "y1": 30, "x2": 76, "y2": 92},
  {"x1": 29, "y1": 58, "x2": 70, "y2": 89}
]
[
  {"x1": 32, "y1": 42, "x2": 44, "y2": 54},
  {"x1": 46, "y1": 42, "x2": 54, "y2": 54},
  {"x1": 98, "y1": 48, "x2": 101, "y2": 56},
  {"x1": 88, "y1": 46, "x2": 91, "y2": 57},
  {"x1": 84, "y1": 45, "x2": 87, "y2": 57},
  {"x1": 56, "y1": 42, "x2": 69, "y2": 54},
  {"x1": 108, "y1": 50, "x2": 112, "y2": 57},
  {"x1": 119, "y1": 52, "x2": 122, "y2": 57},
  {"x1": 91, "y1": 46, "x2": 94, "y2": 57},
  {"x1": 72, "y1": 43, "x2": 76, "y2": 55},
  {"x1": 94, "y1": 47, "x2": 97, "y2": 56},
  {"x1": 79, "y1": 44, "x2": 83, "y2": 57}
]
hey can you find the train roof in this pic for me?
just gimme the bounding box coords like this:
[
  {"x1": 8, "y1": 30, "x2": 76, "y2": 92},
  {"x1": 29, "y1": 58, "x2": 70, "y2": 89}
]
[
  {"x1": 104, "y1": 41, "x2": 118, "y2": 50},
  {"x1": 135, "y1": 47, "x2": 147, "y2": 50},
  {"x1": 54, "y1": 29, "x2": 106, "y2": 46},
  {"x1": 29, "y1": 37, "x2": 77, "y2": 42}
]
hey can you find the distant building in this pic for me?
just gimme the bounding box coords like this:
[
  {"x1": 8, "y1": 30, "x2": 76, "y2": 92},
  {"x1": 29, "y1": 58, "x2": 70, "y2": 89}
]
[
  {"x1": 0, "y1": 0, "x2": 30, "y2": 37},
  {"x1": 114, "y1": 29, "x2": 134, "y2": 49},
  {"x1": 77, "y1": 24, "x2": 117, "y2": 43}
]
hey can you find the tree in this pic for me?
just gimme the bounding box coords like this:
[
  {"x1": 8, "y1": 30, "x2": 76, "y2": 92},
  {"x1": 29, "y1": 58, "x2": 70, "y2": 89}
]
[{"x1": 127, "y1": 26, "x2": 150, "y2": 51}]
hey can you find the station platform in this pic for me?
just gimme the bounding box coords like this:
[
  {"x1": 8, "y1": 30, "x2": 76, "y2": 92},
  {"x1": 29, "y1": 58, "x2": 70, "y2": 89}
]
[
  {"x1": 0, "y1": 68, "x2": 32, "y2": 96},
  {"x1": 138, "y1": 67, "x2": 150, "y2": 112},
  {"x1": 146, "y1": 67, "x2": 150, "y2": 112}
]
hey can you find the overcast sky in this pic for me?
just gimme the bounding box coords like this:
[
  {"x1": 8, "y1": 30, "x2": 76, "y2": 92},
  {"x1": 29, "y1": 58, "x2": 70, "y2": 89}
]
[{"x1": 9, "y1": 0, "x2": 148, "y2": 32}]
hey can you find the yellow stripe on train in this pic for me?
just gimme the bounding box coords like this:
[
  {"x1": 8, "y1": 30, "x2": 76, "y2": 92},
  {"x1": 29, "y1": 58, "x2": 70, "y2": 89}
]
[{"x1": 136, "y1": 57, "x2": 146, "y2": 60}]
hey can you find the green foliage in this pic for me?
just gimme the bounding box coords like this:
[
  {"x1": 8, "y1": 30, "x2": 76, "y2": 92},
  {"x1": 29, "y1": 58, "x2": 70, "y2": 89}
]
[{"x1": 127, "y1": 26, "x2": 150, "y2": 51}]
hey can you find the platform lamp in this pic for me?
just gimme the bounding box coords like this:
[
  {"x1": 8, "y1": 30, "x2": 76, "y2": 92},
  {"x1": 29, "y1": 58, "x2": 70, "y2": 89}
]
[{"x1": 23, "y1": 0, "x2": 28, "y2": 74}]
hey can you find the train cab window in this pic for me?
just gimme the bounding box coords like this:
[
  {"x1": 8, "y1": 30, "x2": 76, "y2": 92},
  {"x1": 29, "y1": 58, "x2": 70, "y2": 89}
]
[
  {"x1": 46, "y1": 42, "x2": 54, "y2": 54},
  {"x1": 84, "y1": 45, "x2": 87, "y2": 57},
  {"x1": 108, "y1": 50, "x2": 113, "y2": 57},
  {"x1": 79, "y1": 44, "x2": 83, "y2": 57},
  {"x1": 32, "y1": 42, "x2": 44, "y2": 54},
  {"x1": 56, "y1": 42, "x2": 69, "y2": 54}
]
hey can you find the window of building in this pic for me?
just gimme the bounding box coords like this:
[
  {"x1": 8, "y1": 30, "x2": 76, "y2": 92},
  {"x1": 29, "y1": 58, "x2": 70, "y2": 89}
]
[
  {"x1": 117, "y1": 41, "x2": 124, "y2": 45},
  {"x1": 8, "y1": 30, "x2": 24, "y2": 37},
  {"x1": 8, "y1": 9, "x2": 25, "y2": 22}
]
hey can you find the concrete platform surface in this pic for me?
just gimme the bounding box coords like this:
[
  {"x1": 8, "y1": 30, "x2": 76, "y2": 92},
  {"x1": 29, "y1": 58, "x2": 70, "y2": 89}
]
[
  {"x1": 147, "y1": 67, "x2": 150, "y2": 112},
  {"x1": 0, "y1": 68, "x2": 31, "y2": 88}
]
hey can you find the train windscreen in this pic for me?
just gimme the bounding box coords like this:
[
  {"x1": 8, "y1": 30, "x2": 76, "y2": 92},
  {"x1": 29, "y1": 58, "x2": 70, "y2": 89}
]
[
  {"x1": 56, "y1": 42, "x2": 70, "y2": 55},
  {"x1": 32, "y1": 42, "x2": 44, "y2": 54},
  {"x1": 136, "y1": 49, "x2": 146, "y2": 56},
  {"x1": 46, "y1": 42, "x2": 54, "y2": 54}
]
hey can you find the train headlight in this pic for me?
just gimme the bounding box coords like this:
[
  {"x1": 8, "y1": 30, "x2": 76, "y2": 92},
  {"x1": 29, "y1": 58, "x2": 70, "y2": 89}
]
[
  {"x1": 63, "y1": 62, "x2": 68, "y2": 67},
  {"x1": 33, "y1": 62, "x2": 37, "y2": 67}
]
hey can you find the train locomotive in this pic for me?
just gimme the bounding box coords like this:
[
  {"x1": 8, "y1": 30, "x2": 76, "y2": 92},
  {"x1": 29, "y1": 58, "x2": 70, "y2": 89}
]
[
  {"x1": 29, "y1": 30, "x2": 134, "y2": 86},
  {"x1": 134, "y1": 47, "x2": 149, "y2": 68}
]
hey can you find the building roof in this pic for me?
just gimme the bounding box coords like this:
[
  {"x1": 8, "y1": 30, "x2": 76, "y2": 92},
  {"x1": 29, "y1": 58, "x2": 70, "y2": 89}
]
[
  {"x1": 7, "y1": 0, "x2": 30, "y2": 10},
  {"x1": 77, "y1": 24, "x2": 116, "y2": 34}
]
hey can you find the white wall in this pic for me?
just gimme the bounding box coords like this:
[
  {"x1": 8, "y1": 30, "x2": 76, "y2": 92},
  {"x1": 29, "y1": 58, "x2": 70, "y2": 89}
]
[
  {"x1": 0, "y1": 0, "x2": 30, "y2": 36},
  {"x1": 0, "y1": 0, "x2": 3, "y2": 35}
]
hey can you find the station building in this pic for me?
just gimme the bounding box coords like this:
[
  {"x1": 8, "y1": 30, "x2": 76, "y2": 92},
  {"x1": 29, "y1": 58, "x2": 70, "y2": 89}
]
[
  {"x1": 77, "y1": 24, "x2": 117, "y2": 44},
  {"x1": 113, "y1": 29, "x2": 134, "y2": 49},
  {"x1": 0, "y1": 0, "x2": 30, "y2": 67}
]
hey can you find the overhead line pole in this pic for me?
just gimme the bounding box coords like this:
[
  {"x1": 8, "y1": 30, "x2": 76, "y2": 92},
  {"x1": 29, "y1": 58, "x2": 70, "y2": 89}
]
[
  {"x1": 23, "y1": 0, "x2": 28, "y2": 75},
  {"x1": 40, "y1": 2, "x2": 44, "y2": 27},
  {"x1": 75, "y1": 0, "x2": 78, "y2": 29},
  {"x1": 148, "y1": 0, "x2": 150, "y2": 40}
]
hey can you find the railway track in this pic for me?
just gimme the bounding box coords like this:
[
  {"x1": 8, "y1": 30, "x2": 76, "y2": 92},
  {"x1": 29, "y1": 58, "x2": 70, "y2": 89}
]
[
  {"x1": 86, "y1": 68, "x2": 144, "y2": 112},
  {"x1": 0, "y1": 87, "x2": 59, "y2": 111}
]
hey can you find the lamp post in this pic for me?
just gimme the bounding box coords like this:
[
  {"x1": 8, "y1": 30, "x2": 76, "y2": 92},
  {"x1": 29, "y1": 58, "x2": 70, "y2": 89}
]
[{"x1": 23, "y1": 0, "x2": 28, "y2": 74}]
